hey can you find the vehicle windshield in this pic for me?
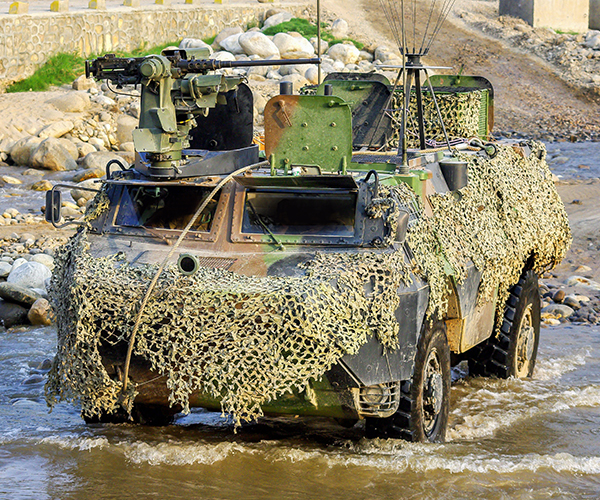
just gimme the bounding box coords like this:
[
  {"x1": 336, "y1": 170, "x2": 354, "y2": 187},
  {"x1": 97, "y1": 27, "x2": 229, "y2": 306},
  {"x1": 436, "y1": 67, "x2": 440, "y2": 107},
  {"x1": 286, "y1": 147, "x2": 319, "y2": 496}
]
[
  {"x1": 115, "y1": 185, "x2": 220, "y2": 232},
  {"x1": 242, "y1": 190, "x2": 356, "y2": 236}
]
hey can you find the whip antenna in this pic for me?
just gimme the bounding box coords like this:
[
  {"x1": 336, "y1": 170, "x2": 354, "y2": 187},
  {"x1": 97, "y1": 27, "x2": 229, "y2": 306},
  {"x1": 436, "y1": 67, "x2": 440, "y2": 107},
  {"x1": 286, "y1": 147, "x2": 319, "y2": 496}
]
[{"x1": 376, "y1": 0, "x2": 457, "y2": 159}]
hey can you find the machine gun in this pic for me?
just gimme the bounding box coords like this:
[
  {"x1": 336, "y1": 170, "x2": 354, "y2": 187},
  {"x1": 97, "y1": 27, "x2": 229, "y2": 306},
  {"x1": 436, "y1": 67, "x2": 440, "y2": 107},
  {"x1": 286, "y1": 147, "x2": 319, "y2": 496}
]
[{"x1": 86, "y1": 48, "x2": 320, "y2": 177}]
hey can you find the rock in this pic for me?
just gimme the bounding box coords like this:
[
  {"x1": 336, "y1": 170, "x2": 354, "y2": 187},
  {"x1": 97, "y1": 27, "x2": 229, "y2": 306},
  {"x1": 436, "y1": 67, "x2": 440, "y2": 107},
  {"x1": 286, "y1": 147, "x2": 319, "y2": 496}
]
[
  {"x1": 566, "y1": 276, "x2": 600, "y2": 291},
  {"x1": 239, "y1": 32, "x2": 280, "y2": 59},
  {"x1": 309, "y1": 37, "x2": 329, "y2": 54},
  {"x1": 0, "y1": 262, "x2": 11, "y2": 278},
  {"x1": 331, "y1": 19, "x2": 349, "y2": 39},
  {"x1": 23, "y1": 374, "x2": 44, "y2": 385},
  {"x1": 214, "y1": 27, "x2": 243, "y2": 48},
  {"x1": 358, "y1": 50, "x2": 374, "y2": 62},
  {"x1": 7, "y1": 262, "x2": 52, "y2": 290},
  {"x1": 212, "y1": 51, "x2": 237, "y2": 62},
  {"x1": 72, "y1": 74, "x2": 96, "y2": 91},
  {"x1": 58, "y1": 139, "x2": 79, "y2": 161},
  {"x1": 30, "y1": 180, "x2": 53, "y2": 191},
  {"x1": 0, "y1": 282, "x2": 42, "y2": 307},
  {"x1": 77, "y1": 143, "x2": 97, "y2": 158},
  {"x1": 30, "y1": 254, "x2": 54, "y2": 271},
  {"x1": 304, "y1": 66, "x2": 319, "y2": 84},
  {"x1": 70, "y1": 179, "x2": 100, "y2": 205},
  {"x1": 575, "y1": 265, "x2": 592, "y2": 273},
  {"x1": 1, "y1": 175, "x2": 22, "y2": 185},
  {"x1": 81, "y1": 151, "x2": 124, "y2": 172},
  {"x1": 47, "y1": 92, "x2": 90, "y2": 113},
  {"x1": 30, "y1": 138, "x2": 78, "y2": 171},
  {"x1": 374, "y1": 46, "x2": 399, "y2": 63},
  {"x1": 28, "y1": 298, "x2": 54, "y2": 326},
  {"x1": 116, "y1": 115, "x2": 138, "y2": 145},
  {"x1": 0, "y1": 300, "x2": 29, "y2": 328},
  {"x1": 542, "y1": 303, "x2": 575, "y2": 319},
  {"x1": 119, "y1": 142, "x2": 135, "y2": 153},
  {"x1": 584, "y1": 33, "x2": 600, "y2": 50},
  {"x1": 179, "y1": 38, "x2": 213, "y2": 54},
  {"x1": 280, "y1": 73, "x2": 310, "y2": 93},
  {"x1": 327, "y1": 43, "x2": 360, "y2": 65},
  {"x1": 37, "y1": 120, "x2": 74, "y2": 139},
  {"x1": 219, "y1": 34, "x2": 245, "y2": 54},
  {"x1": 262, "y1": 11, "x2": 293, "y2": 30},
  {"x1": 10, "y1": 137, "x2": 43, "y2": 166},
  {"x1": 272, "y1": 33, "x2": 315, "y2": 59},
  {"x1": 552, "y1": 289, "x2": 565, "y2": 303},
  {"x1": 563, "y1": 296, "x2": 581, "y2": 310},
  {"x1": 12, "y1": 258, "x2": 27, "y2": 269},
  {"x1": 280, "y1": 63, "x2": 312, "y2": 76}
]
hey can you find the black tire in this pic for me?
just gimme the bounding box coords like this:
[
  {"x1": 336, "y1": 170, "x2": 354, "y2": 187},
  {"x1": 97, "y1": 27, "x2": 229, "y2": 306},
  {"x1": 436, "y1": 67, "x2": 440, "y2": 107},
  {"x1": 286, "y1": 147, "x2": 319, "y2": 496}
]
[
  {"x1": 468, "y1": 269, "x2": 541, "y2": 379},
  {"x1": 365, "y1": 321, "x2": 451, "y2": 442}
]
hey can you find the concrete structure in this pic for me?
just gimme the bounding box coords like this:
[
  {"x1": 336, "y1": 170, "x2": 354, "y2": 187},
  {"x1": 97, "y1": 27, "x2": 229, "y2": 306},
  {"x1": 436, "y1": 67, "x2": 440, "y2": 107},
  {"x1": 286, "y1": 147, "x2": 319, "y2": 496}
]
[
  {"x1": 591, "y1": 0, "x2": 600, "y2": 29},
  {"x1": 0, "y1": 1, "x2": 310, "y2": 84},
  {"x1": 500, "y1": 0, "x2": 589, "y2": 32}
]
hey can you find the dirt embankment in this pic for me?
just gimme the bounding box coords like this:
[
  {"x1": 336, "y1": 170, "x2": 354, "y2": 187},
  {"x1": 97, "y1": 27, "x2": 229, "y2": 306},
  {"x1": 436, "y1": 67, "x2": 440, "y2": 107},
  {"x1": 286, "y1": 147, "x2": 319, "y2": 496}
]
[{"x1": 321, "y1": 0, "x2": 600, "y2": 141}]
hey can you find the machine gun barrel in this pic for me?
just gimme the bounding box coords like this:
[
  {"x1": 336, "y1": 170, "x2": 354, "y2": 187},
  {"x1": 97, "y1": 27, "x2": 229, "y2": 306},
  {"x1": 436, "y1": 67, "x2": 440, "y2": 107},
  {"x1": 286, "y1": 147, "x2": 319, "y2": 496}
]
[
  {"x1": 86, "y1": 53, "x2": 321, "y2": 84},
  {"x1": 179, "y1": 57, "x2": 321, "y2": 73}
]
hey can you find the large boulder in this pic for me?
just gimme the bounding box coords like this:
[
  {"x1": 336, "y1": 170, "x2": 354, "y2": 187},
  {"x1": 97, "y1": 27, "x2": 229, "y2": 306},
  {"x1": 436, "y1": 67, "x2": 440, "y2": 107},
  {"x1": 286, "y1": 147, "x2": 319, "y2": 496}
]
[
  {"x1": 116, "y1": 115, "x2": 138, "y2": 145},
  {"x1": 179, "y1": 38, "x2": 213, "y2": 55},
  {"x1": 262, "y1": 11, "x2": 293, "y2": 30},
  {"x1": 46, "y1": 92, "x2": 90, "y2": 113},
  {"x1": 219, "y1": 34, "x2": 245, "y2": 55},
  {"x1": 81, "y1": 151, "x2": 126, "y2": 172},
  {"x1": 212, "y1": 51, "x2": 237, "y2": 62},
  {"x1": 30, "y1": 138, "x2": 78, "y2": 171},
  {"x1": 0, "y1": 282, "x2": 42, "y2": 307},
  {"x1": 272, "y1": 33, "x2": 315, "y2": 59},
  {"x1": 0, "y1": 300, "x2": 29, "y2": 328},
  {"x1": 214, "y1": 27, "x2": 243, "y2": 48},
  {"x1": 30, "y1": 253, "x2": 55, "y2": 271},
  {"x1": 37, "y1": 120, "x2": 74, "y2": 139},
  {"x1": 331, "y1": 19, "x2": 349, "y2": 39},
  {"x1": 239, "y1": 32, "x2": 280, "y2": 58},
  {"x1": 72, "y1": 74, "x2": 96, "y2": 91},
  {"x1": 0, "y1": 262, "x2": 12, "y2": 278},
  {"x1": 327, "y1": 43, "x2": 360, "y2": 65},
  {"x1": 58, "y1": 138, "x2": 79, "y2": 161},
  {"x1": 10, "y1": 137, "x2": 43, "y2": 166},
  {"x1": 7, "y1": 262, "x2": 52, "y2": 290}
]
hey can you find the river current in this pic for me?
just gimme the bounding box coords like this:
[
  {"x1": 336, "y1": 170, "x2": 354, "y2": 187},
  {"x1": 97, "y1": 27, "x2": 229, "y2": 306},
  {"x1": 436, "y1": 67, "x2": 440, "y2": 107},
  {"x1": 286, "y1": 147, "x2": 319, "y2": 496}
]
[{"x1": 1, "y1": 324, "x2": 600, "y2": 499}]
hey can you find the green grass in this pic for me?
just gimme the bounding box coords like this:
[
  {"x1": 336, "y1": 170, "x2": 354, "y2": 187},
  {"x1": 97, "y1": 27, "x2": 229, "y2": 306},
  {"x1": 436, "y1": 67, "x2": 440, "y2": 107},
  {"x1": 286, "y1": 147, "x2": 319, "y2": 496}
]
[
  {"x1": 262, "y1": 18, "x2": 364, "y2": 50},
  {"x1": 7, "y1": 53, "x2": 85, "y2": 93},
  {"x1": 6, "y1": 41, "x2": 180, "y2": 93}
]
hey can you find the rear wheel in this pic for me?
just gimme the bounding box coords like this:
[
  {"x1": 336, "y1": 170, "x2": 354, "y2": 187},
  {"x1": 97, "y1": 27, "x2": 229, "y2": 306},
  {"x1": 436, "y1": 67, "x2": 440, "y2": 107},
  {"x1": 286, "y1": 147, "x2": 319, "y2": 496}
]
[
  {"x1": 366, "y1": 321, "x2": 451, "y2": 442},
  {"x1": 468, "y1": 270, "x2": 541, "y2": 379}
]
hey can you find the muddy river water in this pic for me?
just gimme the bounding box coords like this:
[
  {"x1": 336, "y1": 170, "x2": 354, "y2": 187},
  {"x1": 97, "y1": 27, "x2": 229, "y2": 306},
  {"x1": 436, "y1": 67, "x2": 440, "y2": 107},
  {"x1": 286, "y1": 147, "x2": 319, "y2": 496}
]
[{"x1": 1, "y1": 324, "x2": 600, "y2": 499}]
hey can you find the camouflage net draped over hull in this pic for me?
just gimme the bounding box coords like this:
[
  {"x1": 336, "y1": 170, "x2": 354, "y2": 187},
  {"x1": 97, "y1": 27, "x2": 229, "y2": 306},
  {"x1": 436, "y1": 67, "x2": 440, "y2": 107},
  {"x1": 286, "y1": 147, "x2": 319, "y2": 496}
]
[
  {"x1": 407, "y1": 142, "x2": 571, "y2": 317},
  {"x1": 46, "y1": 142, "x2": 570, "y2": 426},
  {"x1": 46, "y1": 235, "x2": 412, "y2": 426}
]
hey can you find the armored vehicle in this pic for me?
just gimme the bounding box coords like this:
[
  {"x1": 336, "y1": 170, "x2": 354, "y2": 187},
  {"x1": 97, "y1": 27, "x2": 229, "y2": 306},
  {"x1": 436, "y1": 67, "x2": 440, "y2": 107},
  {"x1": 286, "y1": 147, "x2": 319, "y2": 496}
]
[{"x1": 44, "y1": 41, "x2": 570, "y2": 442}]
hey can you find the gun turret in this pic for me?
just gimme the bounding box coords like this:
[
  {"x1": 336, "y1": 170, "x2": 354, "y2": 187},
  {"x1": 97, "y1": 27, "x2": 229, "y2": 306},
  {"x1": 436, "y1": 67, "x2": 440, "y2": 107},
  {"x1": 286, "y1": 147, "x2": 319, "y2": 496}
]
[{"x1": 85, "y1": 49, "x2": 320, "y2": 177}]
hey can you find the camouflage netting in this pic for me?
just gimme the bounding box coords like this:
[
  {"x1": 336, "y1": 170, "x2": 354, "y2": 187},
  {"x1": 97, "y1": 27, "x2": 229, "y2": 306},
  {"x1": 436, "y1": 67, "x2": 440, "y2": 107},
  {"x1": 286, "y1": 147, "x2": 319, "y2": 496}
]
[
  {"x1": 46, "y1": 232, "x2": 412, "y2": 426},
  {"x1": 406, "y1": 141, "x2": 571, "y2": 318},
  {"x1": 389, "y1": 90, "x2": 485, "y2": 148},
  {"x1": 45, "y1": 142, "x2": 570, "y2": 426}
]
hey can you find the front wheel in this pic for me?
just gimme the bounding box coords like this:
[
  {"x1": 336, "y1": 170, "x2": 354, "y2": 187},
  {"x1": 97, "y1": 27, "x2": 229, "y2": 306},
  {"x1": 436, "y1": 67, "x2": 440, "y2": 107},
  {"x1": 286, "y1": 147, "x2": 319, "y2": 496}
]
[{"x1": 366, "y1": 321, "x2": 451, "y2": 442}]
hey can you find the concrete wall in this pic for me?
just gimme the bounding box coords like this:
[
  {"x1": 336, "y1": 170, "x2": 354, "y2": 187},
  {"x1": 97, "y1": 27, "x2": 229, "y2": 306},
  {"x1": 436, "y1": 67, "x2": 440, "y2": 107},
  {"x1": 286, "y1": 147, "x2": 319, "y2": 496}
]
[
  {"x1": 591, "y1": 0, "x2": 600, "y2": 29},
  {"x1": 0, "y1": 2, "x2": 311, "y2": 84},
  {"x1": 500, "y1": 0, "x2": 589, "y2": 32}
]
